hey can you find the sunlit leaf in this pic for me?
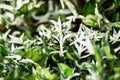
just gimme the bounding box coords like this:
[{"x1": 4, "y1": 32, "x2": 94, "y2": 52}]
[
  {"x1": 66, "y1": 52, "x2": 74, "y2": 60},
  {"x1": 58, "y1": 63, "x2": 73, "y2": 78},
  {"x1": 113, "y1": 22, "x2": 120, "y2": 28},
  {"x1": 82, "y1": 18, "x2": 97, "y2": 27},
  {"x1": 19, "y1": 49, "x2": 47, "y2": 66},
  {"x1": 40, "y1": 68, "x2": 56, "y2": 80}
]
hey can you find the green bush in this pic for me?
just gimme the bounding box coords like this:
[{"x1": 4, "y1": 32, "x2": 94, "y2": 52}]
[{"x1": 0, "y1": 0, "x2": 120, "y2": 80}]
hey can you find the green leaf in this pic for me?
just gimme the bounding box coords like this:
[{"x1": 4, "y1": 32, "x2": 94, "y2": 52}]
[
  {"x1": 0, "y1": 15, "x2": 6, "y2": 26},
  {"x1": 0, "y1": 44, "x2": 9, "y2": 57},
  {"x1": 114, "y1": 67, "x2": 120, "y2": 73},
  {"x1": 80, "y1": 62, "x2": 96, "y2": 72},
  {"x1": 107, "y1": 22, "x2": 120, "y2": 28},
  {"x1": 114, "y1": 0, "x2": 120, "y2": 5},
  {"x1": 113, "y1": 22, "x2": 120, "y2": 28},
  {"x1": 82, "y1": 18, "x2": 97, "y2": 27},
  {"x1": 52, "y1": 54, "x2": 58, "y2": 62},
  {"x1": 40, "y1": 68, "x2": 56, "y2": 80},
  {"x1": 19, "y1": 49, "x2": 47, "y2": 66},
  {"x1": 83, "y1": 0, "x2": 97, "y2": 16},
  {"x1": 0, "y1": 39, "x2": 5, "y2": 44},
  {"x1": 92, "y1": 42, "x2": 103, "y2": 72},
  {"x1": 15, "y1": 3, "x2": 31, "y2": 16},
  {"x1": 112, "y1": 12, "x2": 120, "y2": 22},
  {"x1": 109, "y1": 73, "x2": 120, "y2": 80},
  {"x1": 102, "y1": 32, "x2": 115, "y2": 60},
  {"x1": 15, "y1": 1, "x2": 44, "y2": 16},
  {"x1": 0, "y1": 63, "x2": 4, "y2": 74},
  {"x1": 0, "y1": 15, "x2": 7, "y2": 30},
  {"x1": 86, "y1": 14, "x2": 98, "y2": 21},
  {"x1": 58, "y1": 63, "x2": 73, "y2": 78},
  {"x1": 66, "y1": 52, "x2": 74, "y2": 60},
  {"x1": 82, "y1": 14, "x2": 98, "y2": 27}
]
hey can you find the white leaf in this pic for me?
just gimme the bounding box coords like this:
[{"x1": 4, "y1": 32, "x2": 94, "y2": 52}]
[
  {"x1": 95, "y1": 4, "x2": 102, "y2": 19},
  {"x1": 63, "y1": 33, "x2": 75, "y2": 42},
  {"x1": 64, "y1": 0, "x2": 78, "y2": 16},
  {"x1": 60, "y1": 0, "x2": 65, "y2": 9},
  {"x1": 0, "y1": 4, "x2": 13, "y2": 11}
]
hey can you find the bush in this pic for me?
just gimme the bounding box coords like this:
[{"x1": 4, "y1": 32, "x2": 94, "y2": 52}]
[{"x1": 0, "y1": 0, "x2": 120, "y2": 80}]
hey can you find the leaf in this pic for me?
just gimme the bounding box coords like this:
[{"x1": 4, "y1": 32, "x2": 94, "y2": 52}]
[
  {"x1": 52, "y1": 54, "x2": 58, "y2": 62},
  {"x1": 83, "y1": 0, "x2": 96, "y2": 16},
  {"x1": 0, "y1": 39, "x2": 5, "y2": 44},
  {"x1": 107, "y1": 22, "x2": 120, "y2": 28},
  {"x1": 0, "y1": 15, "x2": 7, "y2": 30},
  {"x1": 95, "y1": 4, "x2": 102, "y2": 19},
  {"x1": 114, "y1": 0, "x2": 120, "y2": 5},
  {"x1": 86, "y1": 14, "x2": 98, "y2": 21},
  {"x1": 63, "y1": 0, "x2": 78, "y2": 16},
  {"x1": 60, "y1": 0, "x2": 65, "y2": 9},
  {"x1": 109, "y1": 73, "x2": 120, "y2": 80},
  {"x1": 63, "y1": 33, "x2": 75, "y2": 42},
  {"x1": 102, "y1": 32, "x2": 115, "y2": 60},
  {"x1": 92, "y1": 42, "x2": 103, "y2": 72},
  {"x1": 112, "y1": 12, "x2": 120, "y2": 22},
  {"x1": 113, "y1": 22, "x2": 120, "y2": 28},
  {"x1": 114, "y1": 67, "x2": 120, "y2": 73},
  {"x1": 15, "y1": 1, "x2": 44, "y2": 16},
  {"x1": 19, "y1": 49, "x2": 47, "y2": 66},
  {"x1": 0, "y1": 15, "x2": 7, "y2": 26},
  {"x1": 0, "y1": 44, "x2": 9, "y2": 57},
  {"x1": 82, "y1": 18, "x2": 97, "y2": 27},
  {"x1": 66, "y1": 52, "x2": 74, "y2": 60},
  {"x1": 0, "y1": 4, "x2": 13, "y2": 12},
  {"x1": 95, "y1": 4, "x2": 102, "y2": 27},
  {"x1": 80, "y1": 62, "x2": 96, "y2": 72},
  {"x1": 58, "y1": 63, "x2": 73, "y2": 78},
  {"x1": 40, "y1": 68, "x2": 56, "y2": 80},
  {"x1": 15, "y1": 3, "x2": 32, "y2": 16}
]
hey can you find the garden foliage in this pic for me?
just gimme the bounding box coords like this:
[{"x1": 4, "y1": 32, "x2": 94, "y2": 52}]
[{"x1": 0, "y1": 0, "x2": 120, "y2": 80}]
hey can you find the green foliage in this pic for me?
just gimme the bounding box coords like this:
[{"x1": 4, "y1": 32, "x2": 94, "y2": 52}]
[
  {"x1": 83, "y1": 0, "x2": 97, "y2": 16},
  {"x1": 19, "y1": 48, "x2": 47, "y2": 66},
  {"x1": 58, "y1": 63, "x2": 73, "y2": 78},
  {"x1": 0, "y1": 44, "x2": 9, "y2": 61},
  {"x1": 82, "y1": 14, "x2": 98, "y2": 27},
  {"x1": 0, "y1": 0, "x2": 120, "y2": 80}
]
